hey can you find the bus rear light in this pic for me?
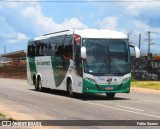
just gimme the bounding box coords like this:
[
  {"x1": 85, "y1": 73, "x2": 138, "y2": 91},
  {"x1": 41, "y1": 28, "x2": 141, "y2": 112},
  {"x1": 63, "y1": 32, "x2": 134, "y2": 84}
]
[{"x1": 74, "y1": 34, "x2": 81, "y2": 44}]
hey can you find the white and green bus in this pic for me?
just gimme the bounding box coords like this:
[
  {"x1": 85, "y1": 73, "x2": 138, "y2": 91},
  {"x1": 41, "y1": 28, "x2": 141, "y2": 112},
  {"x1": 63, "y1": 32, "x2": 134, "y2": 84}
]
[{"x1": 27, "y1": 29, "x2": 140, "y2": 98}]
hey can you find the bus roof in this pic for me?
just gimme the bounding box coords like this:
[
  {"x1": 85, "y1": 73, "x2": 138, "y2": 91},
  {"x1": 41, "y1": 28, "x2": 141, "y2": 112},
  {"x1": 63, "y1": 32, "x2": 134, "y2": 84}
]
[
  {"x1": 74, "y1": 29, "x2": 127, "y2": 39},
  {"x1": 33, "y1": 29, "x2": 127, "y2": 41}
]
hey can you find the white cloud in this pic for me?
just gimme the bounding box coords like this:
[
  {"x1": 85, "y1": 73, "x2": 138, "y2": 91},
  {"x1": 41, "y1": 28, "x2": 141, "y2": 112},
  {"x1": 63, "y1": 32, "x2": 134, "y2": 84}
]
[
  {"x1": 0, "y1": 15, "x2": 29, "y2": 44},
  {"x1": 17, "y1": 33, "x2": 28, "y2": 40},
  {"x1": 96, "y1": 17, "x2": 117, "y2": 30},
  {"x1": 127, "y1": 19, "x2": 160, "y2": 35},
  {"x1": 0, "y1": 16, "x2": 14, "y2": 36},
  {"x1": 7, "y1": 33, "x2": 29, "y2": 44},
  {"x1": 121, "y1": 0, "x2": 160, "y2": 15},
  {"x1": 62, "y1": 18, "x2": 88, "y2": 30},
  {"x1": 22, "y1": 5, "x2": 88, "y2": 35},
  {"x1": 1, "y1": 0, "x2": 159, "y2": 54},
  {"x1": 98, "y1": 4, "x2": 107, "y2": 16},
  {"x1": 0, "y1": 2, "x2": 18, "y2": 9},
  {"x1": 0, "y1": 1, "x2": 88, "y2": 53},
  {"x1": 134, "y1": 20, "x2": 150, "y2": 32},
  {"x1": 22, "y1": 5, "x2": 57, "y2": 32}
]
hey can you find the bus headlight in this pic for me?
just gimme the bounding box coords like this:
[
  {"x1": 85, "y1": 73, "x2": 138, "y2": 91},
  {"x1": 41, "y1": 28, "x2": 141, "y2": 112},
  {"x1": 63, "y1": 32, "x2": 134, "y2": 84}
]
[
  {"x1": 122, "y1": 77, "x2": 130, "y2": 84},
  {"x1": 85, "y1": 77, "x2": 97, "y2": 84}
]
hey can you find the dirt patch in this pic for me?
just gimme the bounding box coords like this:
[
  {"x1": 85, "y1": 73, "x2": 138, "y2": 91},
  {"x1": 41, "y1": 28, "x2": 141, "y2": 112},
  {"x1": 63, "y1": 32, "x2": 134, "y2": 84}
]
[
  {"x1": 131, "y1": 87, "x2": 160, "y2": 94},
  {"x1": 0, "y1": 66, "x2": 26, "y2": 79},
  {"x1": 0, "y1": 101, "x2": 60, "y2": 129},
  {"x1": 0, "y1": 74, "x2": 26, "y2": 79}
]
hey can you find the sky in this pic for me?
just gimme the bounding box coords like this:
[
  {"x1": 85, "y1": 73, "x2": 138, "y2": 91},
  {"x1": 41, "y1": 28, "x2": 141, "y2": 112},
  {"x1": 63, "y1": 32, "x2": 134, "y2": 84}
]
[{"x1": 0, "y1": 0, "x2": 160, "y2": 54}]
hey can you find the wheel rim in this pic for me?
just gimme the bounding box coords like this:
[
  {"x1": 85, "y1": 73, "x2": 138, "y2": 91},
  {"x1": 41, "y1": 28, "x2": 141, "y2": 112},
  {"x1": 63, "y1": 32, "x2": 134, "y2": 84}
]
[
  {"x1": 69, "y1": 83, "x2": 73, "y2": 95},
  {"x1": 38, "y1": 79, "x2": 42, "y2": 91},
  {"x1": 35, "y1": 80, "x2": 39, "y2": 91},
  {"x1": 68, "y1": 82, "x2": 73, "y2": 96}
]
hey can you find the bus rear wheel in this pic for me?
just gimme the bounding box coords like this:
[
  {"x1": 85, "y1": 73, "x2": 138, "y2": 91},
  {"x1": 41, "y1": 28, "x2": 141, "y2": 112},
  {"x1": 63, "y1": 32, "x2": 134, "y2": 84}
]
[
  {"x1": 67, "y1": 80, "x2": 74, "y2": 97},
  {"x1": 106, "y1": 93, "x2": 115, "y2": 99},
  {"x1": 35, "y1": 80, "x2": 39, "y2": 91},
  {"x1": 36, "y1": 78, "x2": 43, "y2": 92}
]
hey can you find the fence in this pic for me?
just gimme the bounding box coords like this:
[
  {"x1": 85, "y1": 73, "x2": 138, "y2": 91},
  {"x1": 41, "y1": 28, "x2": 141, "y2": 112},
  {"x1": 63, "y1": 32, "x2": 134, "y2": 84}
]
[
  {"x1": 131, "y1": 57, "x2": 160, "y2": 81},
  {"x1": 0, "y1": 65, "x2": 26, "y2": 79}
]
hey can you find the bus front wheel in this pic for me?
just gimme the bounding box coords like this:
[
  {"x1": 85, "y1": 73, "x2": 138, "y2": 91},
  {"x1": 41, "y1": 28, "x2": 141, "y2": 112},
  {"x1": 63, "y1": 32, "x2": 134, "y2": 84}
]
[
  {"x1": 67, "y1": 80, "x2": 74, "y2": 97},
  {"x1": 36, "y1": 78, "x2": 43, "y2": 92},
  {"x1": 106, "y1": 93, "x2": 115, "y2": 99}
]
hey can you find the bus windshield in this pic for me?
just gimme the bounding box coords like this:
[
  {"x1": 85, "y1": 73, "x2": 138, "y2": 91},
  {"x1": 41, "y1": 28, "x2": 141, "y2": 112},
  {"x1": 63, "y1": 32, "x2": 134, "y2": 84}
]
[{"x1": 82, "y1": 38, "x2": 130, "y2": 75}]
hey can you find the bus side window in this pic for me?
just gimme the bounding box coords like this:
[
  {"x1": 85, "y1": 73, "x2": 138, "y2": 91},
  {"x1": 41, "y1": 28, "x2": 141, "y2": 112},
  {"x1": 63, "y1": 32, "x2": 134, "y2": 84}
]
[
  {"x1": 27, "y1": 45, "x2": 31, "y2": 57},
  {"x1": 31, "y1": 45, "x2": 35, "y2": 56},
  {"x1": 46, "y1": 43, "x2": 52, "y2": 56},
  {"x1": 54, "y1": 36, "x2": 62, "y2": 56},
  {"x1": 43, "y1": 44, "x2": 48, "y2": 56},
  {"x1": 36, "y1": 45, "x2": 40, "y2": 56},
  {"x1": 50, "y1": 44, "x2": 55, "y2": 55},
  {"x1": 40, "y1": 45, "x2": 43, "y2": 56},
  {"x1": 55, "y1": 44, "x2": 63, "y2": 56},
  {"x1": 62, "y1": 35, "x2": 73, "y2": 59},
  {"x1": 35, "y1": 41, "x2": 42, "y2": 56}
]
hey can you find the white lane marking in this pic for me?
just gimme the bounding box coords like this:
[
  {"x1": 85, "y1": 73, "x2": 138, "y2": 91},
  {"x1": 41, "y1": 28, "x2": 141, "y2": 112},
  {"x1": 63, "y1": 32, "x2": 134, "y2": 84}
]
[
  {"x1": 116, "y1": 105, "x2": 144, "y2": 112},
  {"x1": 134, "y1": 99, "x2": 160, "y2": 103},
  {"x1": 52, "y1": 95, "x2": 160, "y2": 119},
  {"x1": 32, "y1": 91, "x2": 160, "y2": 119},
  {"x1": 81, "y1": 101, "x2": 160, "y2": 119},
  {"x1": 1, "y1": 82, "x2": 160, "y2": 119}
]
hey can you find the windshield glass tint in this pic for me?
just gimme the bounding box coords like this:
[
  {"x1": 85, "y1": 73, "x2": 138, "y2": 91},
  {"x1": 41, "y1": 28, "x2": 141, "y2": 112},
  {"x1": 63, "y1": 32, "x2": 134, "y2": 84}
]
[{"x1": 82, "y1": 38, "x2": 130, "y2": 75}]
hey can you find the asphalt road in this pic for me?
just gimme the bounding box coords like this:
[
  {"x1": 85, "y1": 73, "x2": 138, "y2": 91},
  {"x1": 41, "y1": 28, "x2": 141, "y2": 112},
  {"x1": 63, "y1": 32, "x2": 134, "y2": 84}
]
[{"x1": 0, "y1": 78, "x2": 160, "y2": 129}]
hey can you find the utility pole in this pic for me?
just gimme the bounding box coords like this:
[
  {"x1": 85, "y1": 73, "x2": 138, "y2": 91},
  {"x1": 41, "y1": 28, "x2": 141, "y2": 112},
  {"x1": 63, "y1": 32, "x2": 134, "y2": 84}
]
[
  {"x1": 4, "y1": 46, "x2": 6, "y2": 53},
  {"x1": 148, "y1": 31, "x2": 151, "y2": 59},
  {"x1": 139, "y1": 33, "x2": 141, "y2": 49},
  {"x1": 128, "y1": 34, "x2": 131, "y2": 44}
]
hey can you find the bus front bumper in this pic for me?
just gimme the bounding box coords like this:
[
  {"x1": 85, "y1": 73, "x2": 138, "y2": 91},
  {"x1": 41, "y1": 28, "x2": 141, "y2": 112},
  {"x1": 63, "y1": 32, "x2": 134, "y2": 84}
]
[{"x1": 82, "y1": 79, "x2": 130, "y2": 94}]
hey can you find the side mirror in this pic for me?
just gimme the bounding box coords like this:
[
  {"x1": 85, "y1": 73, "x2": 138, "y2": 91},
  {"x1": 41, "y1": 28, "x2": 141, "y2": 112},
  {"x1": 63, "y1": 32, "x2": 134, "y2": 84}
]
[
  {"x1": 134, "y1": 47, "x2": 140, "y2": 58},
  {"x1": 129, "y1": 45, "x2": 140, "y2": 58},
  {"x1": 81, "y1": 47, "x2": 86, "y2": 59}
]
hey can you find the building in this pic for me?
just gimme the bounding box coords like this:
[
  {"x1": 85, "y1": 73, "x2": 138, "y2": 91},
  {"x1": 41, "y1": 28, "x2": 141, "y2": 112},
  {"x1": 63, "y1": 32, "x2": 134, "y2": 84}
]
[{"x1": 0, "y1": 50, "x2": 26, "y2": 66}]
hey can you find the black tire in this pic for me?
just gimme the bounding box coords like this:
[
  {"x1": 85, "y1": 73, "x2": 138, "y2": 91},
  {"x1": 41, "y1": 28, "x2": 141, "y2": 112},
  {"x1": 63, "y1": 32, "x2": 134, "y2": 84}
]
[
  {"x1": 36, "y1": 78, "x2": 43, "y2": 92},
  {"x1": 106, "y1": 93, "x2": 115, "y2": 99},
  {"x1": 35, "y1": 79, "x2": 39, "y2": 91},
  {"x1": 67, "y1": 80, "x2": 74, "y2": 97}
]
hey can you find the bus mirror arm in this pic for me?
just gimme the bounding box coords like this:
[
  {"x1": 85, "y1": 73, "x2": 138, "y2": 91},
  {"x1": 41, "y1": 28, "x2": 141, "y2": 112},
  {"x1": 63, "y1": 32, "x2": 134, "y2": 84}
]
[
  {"x1": 81, "y1": 46, "x2": 86, "y2": 59},
  {"x1": 129, "y1": 45, "x2": 140, "y2": 58}
]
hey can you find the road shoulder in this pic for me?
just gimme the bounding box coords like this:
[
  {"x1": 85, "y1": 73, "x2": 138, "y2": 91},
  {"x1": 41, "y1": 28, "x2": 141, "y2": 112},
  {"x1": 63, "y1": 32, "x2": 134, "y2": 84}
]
[{"x1": 131, "y1": 87, "x2": 160, "y2": 94}]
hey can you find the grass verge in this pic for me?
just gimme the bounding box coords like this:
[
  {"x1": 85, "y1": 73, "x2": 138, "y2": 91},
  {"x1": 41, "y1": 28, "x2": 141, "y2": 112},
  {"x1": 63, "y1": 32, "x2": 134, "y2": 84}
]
[
  {"x1": 0, "y1": 112, "x2": 14, "y2": 120},
  {"x1": 0, "y1": 113, "x2": 5, "y2": 117},
  {"x1": 131, "y1": 81, "x2": 160, "y2": 90}
]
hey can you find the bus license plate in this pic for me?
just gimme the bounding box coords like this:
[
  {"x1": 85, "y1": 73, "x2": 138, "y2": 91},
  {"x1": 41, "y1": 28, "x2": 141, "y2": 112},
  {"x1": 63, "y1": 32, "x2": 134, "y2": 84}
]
[{"x1": 105, "y1": 86, "x2": 113, "y2": 90}]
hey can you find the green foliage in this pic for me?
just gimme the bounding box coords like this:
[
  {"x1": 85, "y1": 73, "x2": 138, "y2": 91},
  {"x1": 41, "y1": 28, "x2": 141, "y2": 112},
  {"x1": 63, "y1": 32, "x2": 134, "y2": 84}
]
[
  {"x1": 131, "y1": 81, "x2": 160, "y2": 90},
  {"x1": 131, "y1": 77, "x2": 137, "y2": 82},
  {"x1": 0, "y1": 113, "x2": 14, "y2": 120},
  {"x1": 0, "y1": 113, "x2": 5, "y2": 117}
]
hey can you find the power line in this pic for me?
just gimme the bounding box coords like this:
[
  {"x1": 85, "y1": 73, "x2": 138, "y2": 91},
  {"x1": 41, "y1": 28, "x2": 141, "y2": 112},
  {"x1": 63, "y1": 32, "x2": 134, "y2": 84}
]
[
  {"x1": 150, "y1": 31, "x2": 160, "y2": 34},
  {"x1": 1, "y1": 0, "x2": 160, "y2": 2}
]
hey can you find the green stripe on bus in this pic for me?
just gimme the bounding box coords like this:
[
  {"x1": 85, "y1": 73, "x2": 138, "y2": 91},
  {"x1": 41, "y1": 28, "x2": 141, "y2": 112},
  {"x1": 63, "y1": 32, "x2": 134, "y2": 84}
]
[
  {"x1": 51, "y1": 56, "x2": 70, "y2": 87},
  {"x1": 29, "y1": 57, "x2": 37, "y2": 79}
]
